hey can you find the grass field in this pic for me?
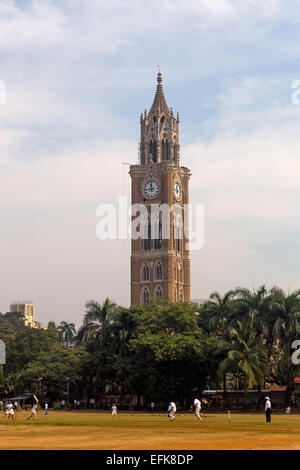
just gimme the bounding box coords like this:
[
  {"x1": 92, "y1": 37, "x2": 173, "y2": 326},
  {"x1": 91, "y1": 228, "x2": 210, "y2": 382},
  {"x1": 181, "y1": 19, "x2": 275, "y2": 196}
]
[{"x1": 0, "y1": 410, "x2": 300, "y2": 450}]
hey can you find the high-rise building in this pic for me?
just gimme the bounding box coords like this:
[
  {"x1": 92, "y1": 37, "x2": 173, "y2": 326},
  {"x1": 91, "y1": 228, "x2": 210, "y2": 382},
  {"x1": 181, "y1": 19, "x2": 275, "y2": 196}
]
[
  {"x1": 9, "y1": 302, "x2": 38, "y2": 328},
  {"x1": 130, "y1": 72, "x2": 191, "y2": 305}
]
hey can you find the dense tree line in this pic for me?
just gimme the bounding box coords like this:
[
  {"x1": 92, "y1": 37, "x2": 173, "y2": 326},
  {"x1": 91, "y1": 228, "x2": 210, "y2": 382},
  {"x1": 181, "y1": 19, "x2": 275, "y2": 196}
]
[{"x1": 1, "y1": 286, "x2": 300, "y2": 407}]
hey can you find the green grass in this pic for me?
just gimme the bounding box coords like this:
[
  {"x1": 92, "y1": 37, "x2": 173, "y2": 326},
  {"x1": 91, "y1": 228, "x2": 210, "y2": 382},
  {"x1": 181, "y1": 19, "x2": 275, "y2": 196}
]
[{"x1": 0, "y1": 410, "x2": 299, "y2": 450}]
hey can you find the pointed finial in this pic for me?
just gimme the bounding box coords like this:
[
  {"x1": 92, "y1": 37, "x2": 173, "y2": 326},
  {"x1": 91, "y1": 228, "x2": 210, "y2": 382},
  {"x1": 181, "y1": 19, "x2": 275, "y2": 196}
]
[
  {"x1": 149, "y1": 67, "x2": 169, "y2": 116},
  {"x1": 157, "y1": 66, "x2": 162, "y2": 84}
]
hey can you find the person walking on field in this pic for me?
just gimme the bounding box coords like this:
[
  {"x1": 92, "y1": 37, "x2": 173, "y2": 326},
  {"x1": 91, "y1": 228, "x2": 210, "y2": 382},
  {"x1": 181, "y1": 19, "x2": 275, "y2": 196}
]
[
  {"x1": 27, "y1": 395, "x2": 39, "y2": 421},
  {"x1": 111, "y1": 404, "x2": 117, "y2": 416},
  {"x1": 45, "y1": 403, "x2": 48, "y2": 415},
  {"x1": 193, "y1": 398, "x2": 203, "y2": 421},
  {"x1": 168, "y1": 402, "x2": 176, "y2": 421},
  {"x1": 265, "y1": 396, "x2": 272, "y2": 423},
  {"x1": 7, "y1": 402, "x2": 15, "y2": 420}
]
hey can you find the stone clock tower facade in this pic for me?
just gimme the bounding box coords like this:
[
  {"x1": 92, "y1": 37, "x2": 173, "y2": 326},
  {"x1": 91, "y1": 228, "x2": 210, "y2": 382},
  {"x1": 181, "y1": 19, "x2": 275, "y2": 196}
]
[{"x1": 130, "y1": 72, "x2": 191, "y2": 305}]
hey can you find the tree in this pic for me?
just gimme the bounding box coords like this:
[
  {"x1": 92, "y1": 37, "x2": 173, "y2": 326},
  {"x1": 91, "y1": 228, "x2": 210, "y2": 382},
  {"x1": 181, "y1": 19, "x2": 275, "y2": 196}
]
[
  {"x1": 12, "y1": 344, "x2": 87, "y2": 402},
  {"x1": 128, "y1": 302, "x2": 218, "y2": 406},
  {"x1": 231, "y1": 286, "x2": 269, "y2": 334},
  {"x1": 231, "y1": 286, "x2": 270, "y2": 404},
  {"x1": 76, "y1": 298, "x2": 118, "y2": 396},
  {"x1": 58, "y1": 321, "x2": 76, "y2": 345},
  {"x1": 204, "y1": 291, "x2": 235, "y2": 337},
  {"x1": 202, "y1": 291, "x2": 236, "y2": 403},
  {"x1": 218, "y1": 320, "x2": 268, "y2": 407},
  {"x1": 77, "y1": 298, "x2": 117, "y2": 344},
  {"x1": 269, "y1": 287, "x2": 300, "y2": 404}
]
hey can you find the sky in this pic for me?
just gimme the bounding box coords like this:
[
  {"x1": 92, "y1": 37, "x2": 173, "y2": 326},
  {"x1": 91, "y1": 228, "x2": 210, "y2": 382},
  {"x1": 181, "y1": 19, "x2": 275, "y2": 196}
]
[{"x1": 1, "y1": 0, "x2": 300, "y2": 326}]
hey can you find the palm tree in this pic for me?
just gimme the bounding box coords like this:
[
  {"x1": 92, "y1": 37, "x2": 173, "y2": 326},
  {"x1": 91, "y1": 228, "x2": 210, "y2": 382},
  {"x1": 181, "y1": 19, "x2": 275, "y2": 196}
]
[
  {"x1": 204, "y1": 290, "x2": 236, "y2": 403},
  {"x1": 76, "y1": 298, "x2": 117, "y2": 397},
  {"x1": 58, "y1": 321, "x2": 76, "y2": 345},
  {"x1": 47, "y1": 320, "x2": 64, "y2": 342},
  {"x1": 231, "y1": 286, "x2": 269, "y2": 334},
  {"x1": 77, "y1": 298, "x2": 117, "y2": 344},
  {"x1": 218, "y1": 320, "x2": 268, "y2": 407},
  {"x1": 204, "y1": 290, "x2": 235, "y2": 338},
  {"x1": 269, "y1": 287, "x2": 300, "y2": 404},
  {"x1": 231, "y1": 286, "x2": 270, "y2": 404}
]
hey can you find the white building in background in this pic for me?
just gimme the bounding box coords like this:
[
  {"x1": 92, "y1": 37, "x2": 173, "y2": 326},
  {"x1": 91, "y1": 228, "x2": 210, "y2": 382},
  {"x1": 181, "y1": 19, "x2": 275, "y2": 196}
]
[
  {"x1": 191, "y1": 298, "x2": 207, "y2": 305},
  {"x1": 9, "y1": 302, "x2": 41, "y2": 328}
]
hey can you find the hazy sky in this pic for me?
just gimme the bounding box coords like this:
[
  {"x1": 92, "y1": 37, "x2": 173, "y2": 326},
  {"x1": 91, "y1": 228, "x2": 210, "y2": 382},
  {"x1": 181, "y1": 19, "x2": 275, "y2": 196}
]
[{"x1": 1, "y1": 0, "x2": 300, "y2": 327}]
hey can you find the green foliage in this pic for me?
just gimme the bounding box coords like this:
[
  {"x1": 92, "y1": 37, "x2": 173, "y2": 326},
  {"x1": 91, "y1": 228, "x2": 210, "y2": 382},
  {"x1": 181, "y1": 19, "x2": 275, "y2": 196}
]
[{"x1": 1, "y1": 286, "x2": 300, "y2": 407}]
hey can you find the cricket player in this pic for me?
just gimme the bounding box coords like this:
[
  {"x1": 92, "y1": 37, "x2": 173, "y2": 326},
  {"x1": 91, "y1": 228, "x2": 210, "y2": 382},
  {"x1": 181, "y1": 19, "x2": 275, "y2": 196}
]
[
  {"x1": 111, "y1": 404, "x2": 117, "y2": 416},
  {"x1": 168, "y1": 402, "x2": 176, "y2": 421},
  {"x1": 7, "y1": 402, "x2": 15, "y2": 420},
  {"x1": 27, "y1": 395, "x2": 39, "y2": 420},
  {"x1": 193, "y1": 398, "x2": 203, "y2": 421},
  {"x1": 265, "y1": 396, "x2": 271, "y2": 423}
]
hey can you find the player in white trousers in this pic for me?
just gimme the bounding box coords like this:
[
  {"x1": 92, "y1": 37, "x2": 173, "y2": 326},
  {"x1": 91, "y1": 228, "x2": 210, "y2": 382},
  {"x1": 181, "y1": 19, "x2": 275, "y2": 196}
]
[
  {"x1": 168, "y1": 402, "x2": 176, "y2": 421},
  {"x1": 193, "y1": 398, "x2": 203, "y2": 421}
]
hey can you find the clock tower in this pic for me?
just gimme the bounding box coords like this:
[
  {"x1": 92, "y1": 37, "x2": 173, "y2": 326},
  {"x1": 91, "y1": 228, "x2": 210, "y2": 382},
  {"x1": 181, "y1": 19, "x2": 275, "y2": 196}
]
[{"x1": 130, "y1": 72, "x2": 191, "y2": 305}]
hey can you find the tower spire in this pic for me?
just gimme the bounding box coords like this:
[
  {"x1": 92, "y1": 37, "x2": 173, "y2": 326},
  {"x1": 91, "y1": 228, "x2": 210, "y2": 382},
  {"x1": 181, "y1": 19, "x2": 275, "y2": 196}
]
[{"x1": 149, "y1": 70, "x2": 170, "y2": 117}]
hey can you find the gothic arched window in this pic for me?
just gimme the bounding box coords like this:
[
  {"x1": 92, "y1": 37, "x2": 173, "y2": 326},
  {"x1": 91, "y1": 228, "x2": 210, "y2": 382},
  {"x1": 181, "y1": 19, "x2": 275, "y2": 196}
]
[
  {"x1": 142, "y1": 287, "x2": 150, "y2": 305},
  {"x1": 178, "y1": 264, "x2": 183, "y2": 282},
  {"x1": 155, "y1": 262, "x2": 162, "y2": 280},
  {"x1": 155, "y1": 286, "x2": 163, "y2": 300},
  {"x1": 143, "y1": 222, "x2": 151, "y2": 251},
  {"x1": 161, "y1": 139, "x2": 169, "y2": 161},
  {"x1": 143, "y1": 264, "x2": 150, "y2": 281},
  {"x1": 150, "y1": 139, "x2": 157, "y2": 162},
  {"x1": 174, "y1": 215, "x2": 183, "y2": 252},
  {"x1": 154, "y1": 221, "x2": 162, "y2": 250},
  {"x1": 179, "y1": 289, "x2": 184, "y2": 303}
]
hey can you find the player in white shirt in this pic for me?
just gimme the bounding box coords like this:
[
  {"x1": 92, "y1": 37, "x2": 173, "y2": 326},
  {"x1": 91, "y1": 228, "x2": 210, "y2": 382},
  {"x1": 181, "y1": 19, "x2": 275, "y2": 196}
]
[
  {"x1": 111, "y1": 404, "x2": 117, "y2": 416},
  {"x1": 265, "y1": 396, "x2": 271, "y2": 422},
  {"x1": 193, "y1": 398, "x2": 203, "y2": 421},
  {"x1": 168, "y1": 402, "x2": 176, "y2": 421},
  {"x1": 27, "y1": 395, "x2": 39, "y2": 420},
  {"x1": 7, "y1": 402, "x2": 15, "y2": 420}
]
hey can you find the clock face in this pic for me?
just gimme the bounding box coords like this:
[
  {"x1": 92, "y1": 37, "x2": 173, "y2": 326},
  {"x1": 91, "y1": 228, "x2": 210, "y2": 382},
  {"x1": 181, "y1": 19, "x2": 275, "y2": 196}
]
[
  {"x1": 174, "y1": 182, "x2": 181, "y2": 199},
  {"x1": 144, "y1": 180, "x2": 159, "y2": 198}
]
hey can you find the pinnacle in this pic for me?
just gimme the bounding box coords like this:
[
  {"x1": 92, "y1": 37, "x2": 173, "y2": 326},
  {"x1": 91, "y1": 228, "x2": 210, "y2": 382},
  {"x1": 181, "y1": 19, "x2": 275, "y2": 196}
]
[{"x1": 149, "y1": 71, "x2": 170, "y2": 117}]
